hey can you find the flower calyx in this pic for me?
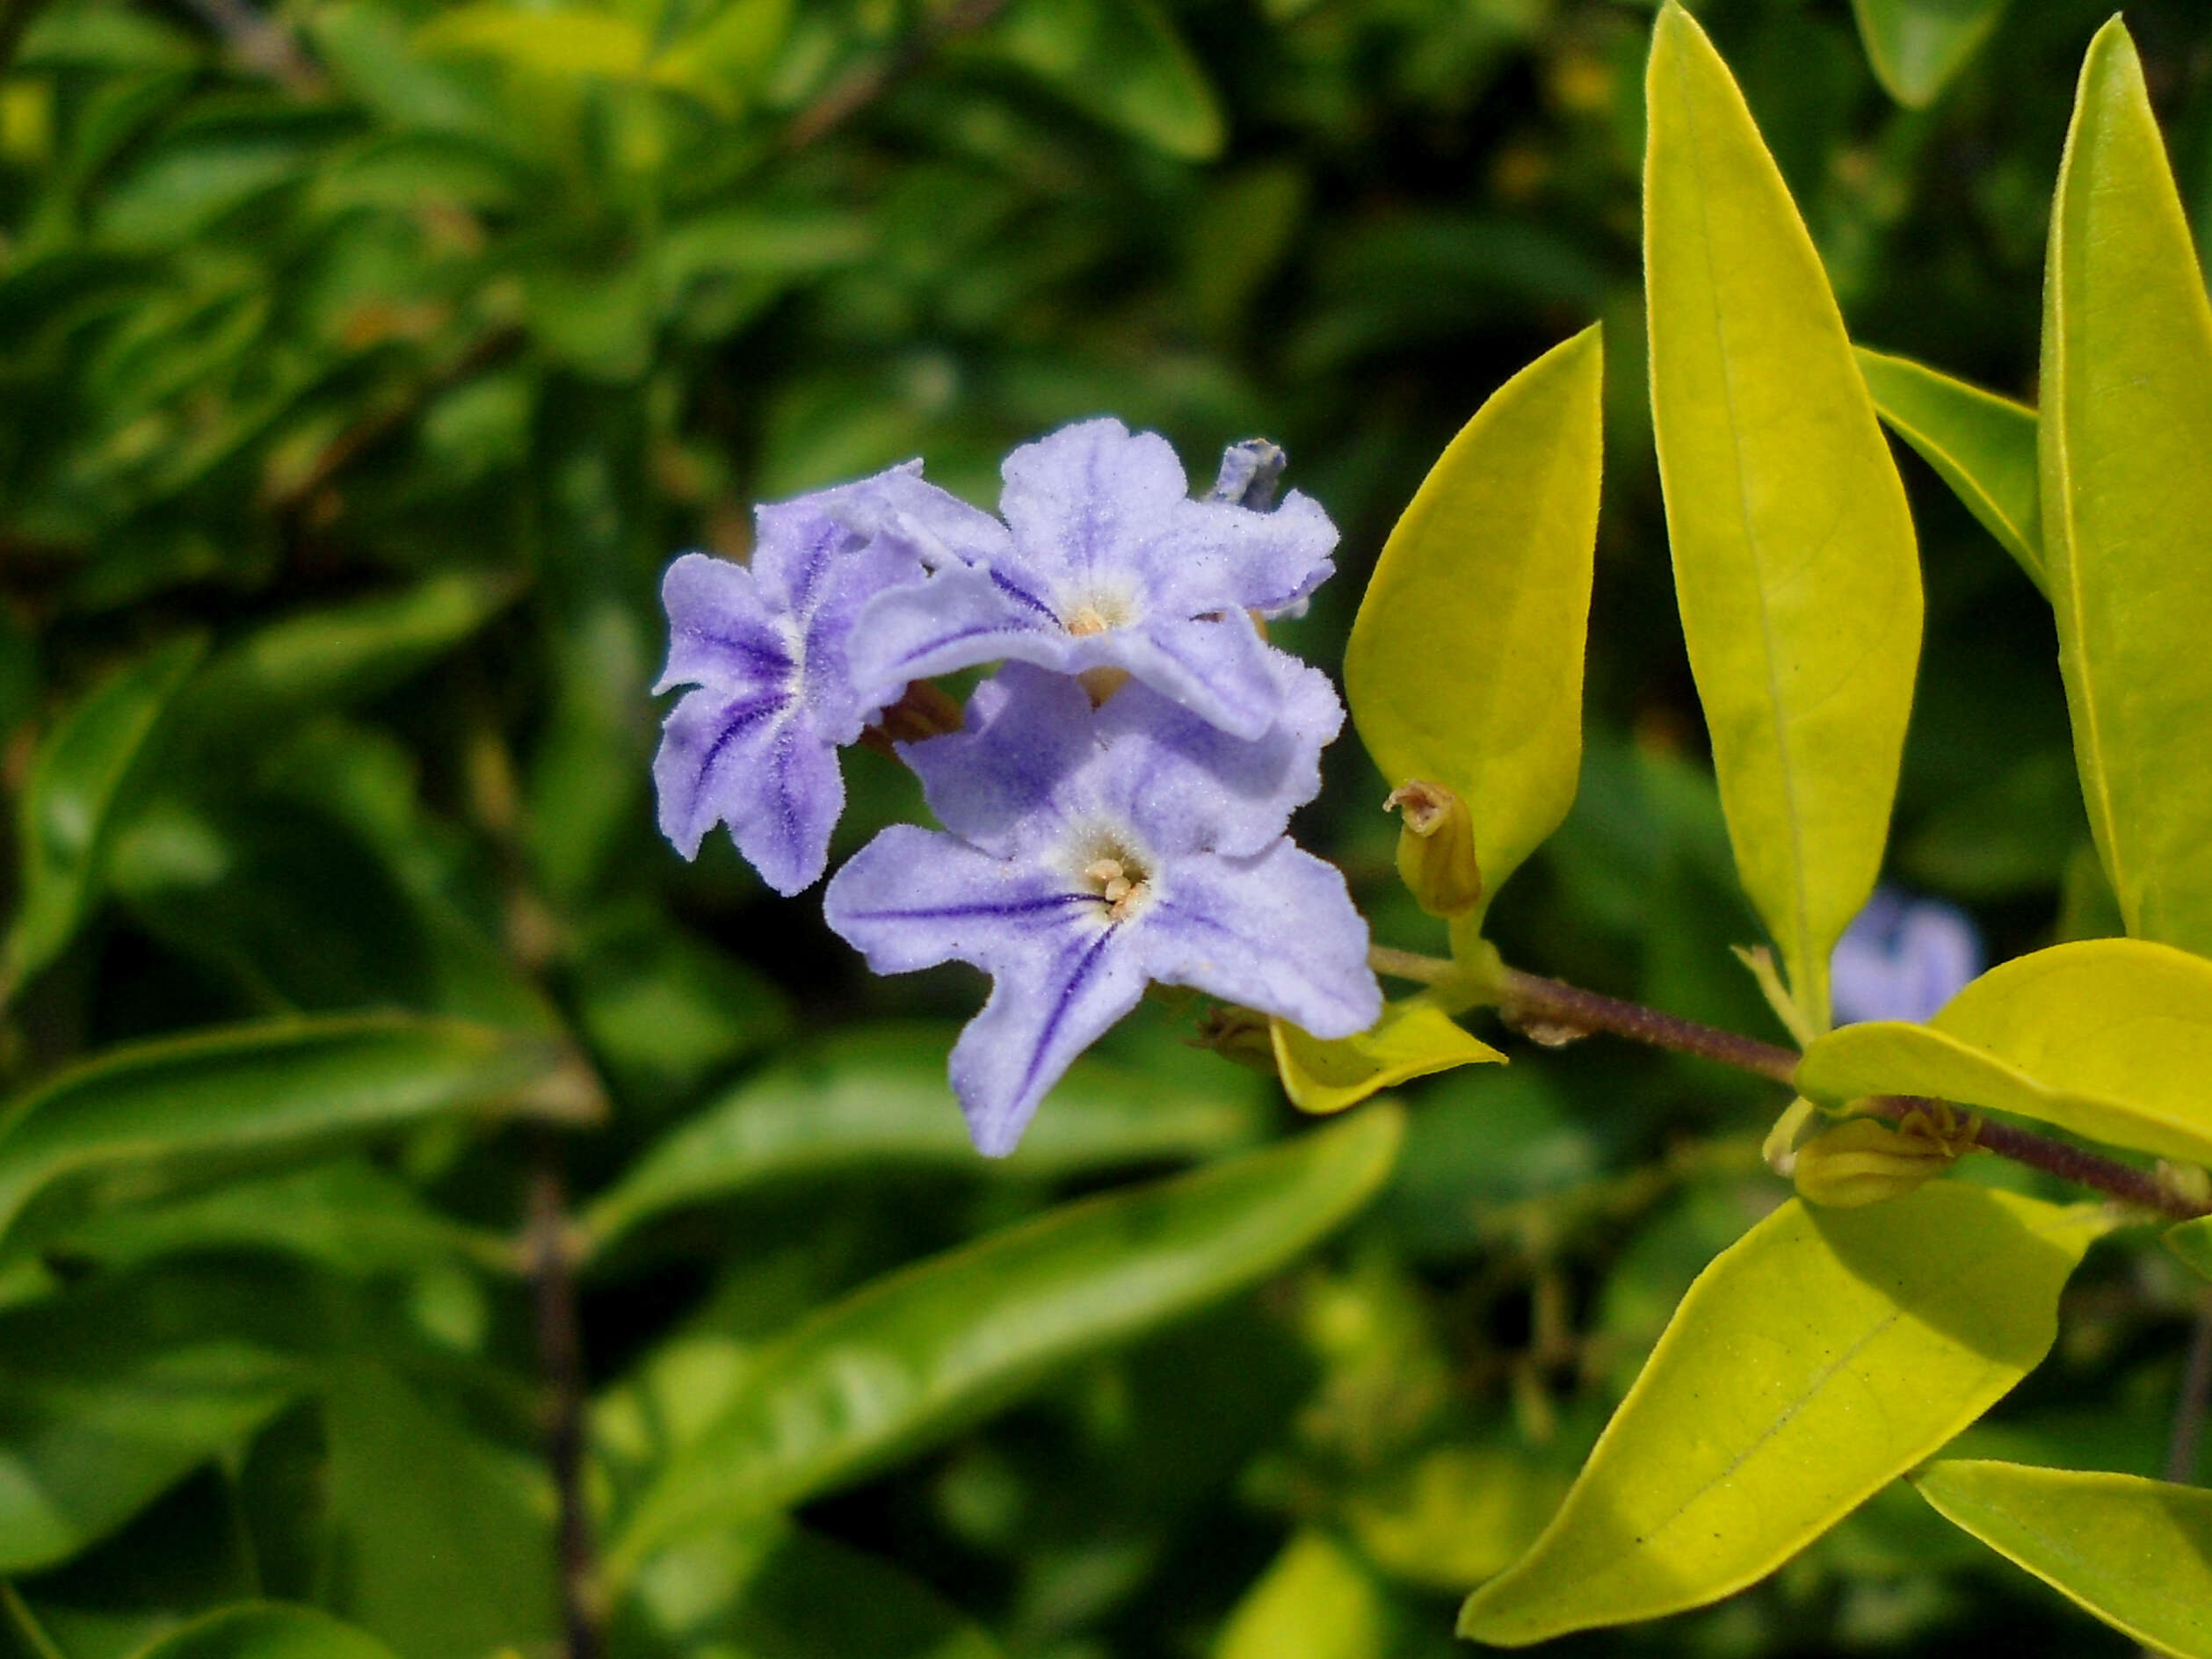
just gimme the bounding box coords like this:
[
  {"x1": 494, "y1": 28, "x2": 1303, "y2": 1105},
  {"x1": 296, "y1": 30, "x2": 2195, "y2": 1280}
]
[{"x1": 1385, "y1": 779, "x2": 1483, "y2": 918}]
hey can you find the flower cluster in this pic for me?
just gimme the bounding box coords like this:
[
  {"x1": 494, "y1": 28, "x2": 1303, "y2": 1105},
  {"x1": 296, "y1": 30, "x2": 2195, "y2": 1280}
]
[{"x1": 654, "y1": 419, "x2": 1382, "y2": 1153}]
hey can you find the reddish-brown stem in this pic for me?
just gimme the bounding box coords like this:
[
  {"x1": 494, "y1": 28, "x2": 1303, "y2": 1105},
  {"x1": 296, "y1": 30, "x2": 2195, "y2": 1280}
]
[
  {"x1": 1496, "y1": 967, "x2": 1802, "y2": 1086},
  {"x1": 1854, "y1": 1097, "x2": 2208, "y2": 1221},
  {"x1": 528, "y1": 1140, "x2": 601, "y2": 1659}
]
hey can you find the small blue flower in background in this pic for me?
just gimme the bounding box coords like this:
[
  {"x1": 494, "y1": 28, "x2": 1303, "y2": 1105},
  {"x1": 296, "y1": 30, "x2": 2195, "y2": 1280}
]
[
  {"x1": 654, "y1": 462, "x2": 982, "y2": 895},
  {"x1": 853, "y1": 418, "x2": 1340, "y2": 741},
  {"x1": 1830, "y1": 887, "x2": 1984, "y2": 1025},
  {"x1": 825, "y1": 663, "x2": 1381, "y2": 1155}
]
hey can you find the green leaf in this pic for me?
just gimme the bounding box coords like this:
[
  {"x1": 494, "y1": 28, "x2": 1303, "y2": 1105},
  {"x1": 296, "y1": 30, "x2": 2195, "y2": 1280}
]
[
  {"x1": 570, "y1": 904, "x2": 792, "y2": 1110},
  {"x1": 582, "y1": 1025, "x2": 1265, "y2": 1252},
  {"x1": 1912, "y1": 1460, "x2": 2212, "y2": 1656},
  {"x1": 606, "y1": 1106, "x2": 1404, "y2": 1577},
  {"x1": 1346, "y1": 1444, "x2": 1569, "y2": 1590},
  {"x1": 1457, "y1": 1184, "x2": 2106, "y2": 1645},
  {"x1": 1856, "y1": 346, "x2": 2042, "y2": 591},
  {"x1": 54, "y1": 1158, "x2": 500, "y2": 1279},
  {"x1": 1643, "y1": 1, "x2": 1922, "y2": 1035},
  {"x1": 111, "y1": 1605, "x2": 403, "y2": 1659},
  {"x1": 1214, "y1": 1531, "x2": 1392, "y2": 1659},
  {"x1": 1796, "y1": 938, "x2": 2212, "y2": 1167},
  {"x1": 1269, "y1": 1000, "x2": 1503, "y2": 1116},
  {"x1": 1343, "y1": 326, "x2": 1604, "y2": 919},
  {"x1": 2042, "y1": 18, "x2": 2212, "y2": 960},
  {"x1": 174, "y1": 573, "x2": 516, "y2": 746},
  {"x1": 627, "y1": 1518, "x2": 1005, "y2": 1659},
  {"x1": 2166, "y1": 1214, "x2": 2212, "y2": 1282},
  {"x1": 3, "y1": 638, "x2": 203, "y2": 1003},
  {"x1": 0, "y1": 1263, "x2": 309, "y2": 1574},
  {"x1": 1848, "y1": 0, "x2": 2010, "y2": 109},
  {"x1": 320, "y1": 1362, "x2": 557, "y2": 1657},
  {"x1": 984, "y1": 0, "x2": 1225, "y2": 163},
  {"x1": 0, "y1": 1014, "x2": 589, "y2": 1258}
]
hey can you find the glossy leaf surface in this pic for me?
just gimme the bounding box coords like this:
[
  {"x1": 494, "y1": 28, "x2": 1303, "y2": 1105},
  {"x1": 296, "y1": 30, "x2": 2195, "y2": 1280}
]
[
  {"x1": 1644, "y1": 1, "x2": 1921, "y2": 1033},
  {"x1": 1849, "y1": 0, "x2": 2010, "y2": 109},
  {"x1": 1913, "y1": 1460, "x2": 2212, "y2": 1656},
  {"x1": 2042, "y1": 19, "x2": 2212, "y2": 960},
  {"x1": 584, "y1": 1025, "x2": 1265, "y2": 1251},
  {"x1": 3, "y1": 638, "x2": 202, "y2": 1000},
  {"x1": 1271, "y1": 1000, "x2": 1503, "y2": 1116},
  {"x1": 0, "y1": 1014, "x2": 581, "y2": 1257},
  {"x1": 608, "y1": 1106, "x2": 1404, "y2": 1576},
  {"x1": 1797, "y1": 938, "x2": 2212, "y2": 1166},
  {"x1": 1856, "y1": 346, "x2": 2042, "y2": 590},
  {"x1": 1344, "y1": 326, "x2": 1603, "y2": 916},
  {"x1": 1458, "y1": 1184, "x2": 2104, "y2": 1644}
]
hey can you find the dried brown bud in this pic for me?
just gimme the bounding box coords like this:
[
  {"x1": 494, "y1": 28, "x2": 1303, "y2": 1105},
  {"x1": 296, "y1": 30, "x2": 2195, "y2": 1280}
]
[{"x1": 1385, "y1": 779, "x2": 1483, "y2": 918}]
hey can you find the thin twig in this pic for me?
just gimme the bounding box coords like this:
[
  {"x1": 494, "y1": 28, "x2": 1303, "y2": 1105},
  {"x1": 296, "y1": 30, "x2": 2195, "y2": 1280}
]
[
  {"x1": 527, "y1": 1139, "x2": 601, "y2": 1659},
  {"x1": 0, "y1": 1584, "x2": 67, "y2": 1659},
  {"x1": 1853, "y1": 1097, "x2": 2209, "y2": 1221},
  {"x1": 1497, "y1": 967, "x2": 1804, "y2": 1086},
  {"x1": 1375, "y1": 944, "x2": 2212, "y2": 1221},
  {"x1": 781, "y1": 0, "x2": 1012, "y2": 149},
  {"x1": 2168, "y1": 1293, "x2": 2212, "y2": 1483},
  {"x1": 1367, "y1": 944, "x2": 1461, "y2": 986}
]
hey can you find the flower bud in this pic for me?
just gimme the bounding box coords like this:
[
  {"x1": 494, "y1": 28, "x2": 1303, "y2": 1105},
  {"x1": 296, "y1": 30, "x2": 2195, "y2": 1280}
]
[
  {"x1": 1791, "y1": 1105, "x2": 1976, "y2": 1209},
  {"x1": 1385, "y1": 780, "x2": 1482, "y2": 918}
]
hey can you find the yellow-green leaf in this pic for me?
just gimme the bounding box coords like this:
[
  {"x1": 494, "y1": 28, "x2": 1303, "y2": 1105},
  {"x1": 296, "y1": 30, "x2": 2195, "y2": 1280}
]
[
  {"x1": 1849, "y1": 0, "x2": 2009, "y2": 109},
  {"x1": 1912, "y1": 1460, "x2": 2212, "y2": 1657},
  {"x1": 1272, "y1": 999, "x2": 1503, "y2": 1115},
  {"x1": 2042, "y1": 19, "x2": 2212, "y2": 960},
  {"x1": 1344, "y1": 327, "x2": 1604, "y2": 920},
  {"x1": 1215, "y1": 1531, "x2": 1391, "y2": 1659},
  {"x1": 1457, "y1": 1184, "x2": 2105, "y2": 1645},
  {"x1": 1643, "y1": 2, "x2": 1922, "y2": 1036},
  {"x1": 416, "y1": 6, "x2": 649, "y2": 78},
  {"x1": 1856, "y1": 346, "x2": 2042, "y2": 591},
  {"x1": 1796, "y1": 938, "x2": 2212, "y2": 1167}
]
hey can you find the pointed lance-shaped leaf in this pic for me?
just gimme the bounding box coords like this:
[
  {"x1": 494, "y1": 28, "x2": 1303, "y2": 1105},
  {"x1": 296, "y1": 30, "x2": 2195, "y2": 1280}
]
[
  {"x1": 606, "y1": 1107, "x2": 1403, "y2": 1579},
  {"x1": 1345, "y1": 326, "x2": 1603, "y2": 928},
  {"x1": 1856, "y1": 347, "x2": 2042, "y2": 592},
  {"x1": 1644, "y1": 1, "x2": 1922, "y2": 1035},
  {"x1": 1796, "y1": 937, "x2": 2212, "y2": 1168},
  {"x1": 1849, "y1": 0, "x2": 2011, "y2": 110},
  {"x1": 2041, "y1": 18, "x2": 2212, "y2": 960},
  {"x1": 1912, "y1": 1461, "x2": 2212, "y2": 1658},
  {"x1": 1458, "y1": 1184, "x2": 2106, "y2": 1645}
]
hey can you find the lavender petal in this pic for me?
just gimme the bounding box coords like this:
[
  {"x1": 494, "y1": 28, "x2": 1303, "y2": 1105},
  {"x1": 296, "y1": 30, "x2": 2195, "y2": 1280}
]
[{"x1": 1140, "y1": 843, "x2": 1381, "y2": 1039}]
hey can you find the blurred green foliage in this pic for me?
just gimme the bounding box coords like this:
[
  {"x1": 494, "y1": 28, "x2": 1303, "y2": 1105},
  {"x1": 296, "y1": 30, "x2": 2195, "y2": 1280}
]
[{"x1": 4, "y1": 0, "x2": 2212, "y2": 1654}]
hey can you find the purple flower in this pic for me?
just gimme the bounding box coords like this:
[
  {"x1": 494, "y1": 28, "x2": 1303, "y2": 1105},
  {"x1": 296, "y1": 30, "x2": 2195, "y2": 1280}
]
[
  {"x1": 1831, "y1": 888, "x2": 1984, "y2": 1025},
  {"x1": 852, "y1": 419, "x2": 1339, "y2": 742},
  {"x1": 824, "y1": 663, "x2": 1381, "y2": 1155},
  {"x1": 654, "y1": 462, "x2": 990, "y2": 895}
]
